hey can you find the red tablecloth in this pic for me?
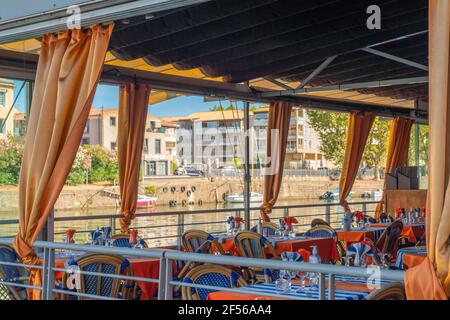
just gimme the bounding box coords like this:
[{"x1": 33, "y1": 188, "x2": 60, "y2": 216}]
[
  {"x1": 219, "y1": 237, "x2": 339, "y2": 261},
  {"x1": 336, "y1": 230, "x2": 378, "y2": 247},
  {"x1": 369, "y1": 223, "x2": 425, "y2": 243}
]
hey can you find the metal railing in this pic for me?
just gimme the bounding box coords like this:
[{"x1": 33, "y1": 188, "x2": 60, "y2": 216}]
[
  {"x1": 0, "y1": 201, "x2": 381, "y2": 248},
  {"x1": 0, "y1": 238, "x2": 404, "y2": 301}
]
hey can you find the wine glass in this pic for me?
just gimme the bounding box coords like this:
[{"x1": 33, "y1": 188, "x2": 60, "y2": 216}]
[{"x1": 296, "y1": 270, "x2": 308, "y2": 293}]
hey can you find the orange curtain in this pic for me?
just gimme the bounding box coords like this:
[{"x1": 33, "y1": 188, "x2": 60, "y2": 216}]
[
  {"x1": 339, "y1": 111, "x2": 376, "y2": 212},
  {"x1": 260, "y1": 101, "x2": 293, "y2": 222},
  {"x1": 405, "y1": 0, "x2": 449, "y2": 299},
  {"x1": 118, "y1": 83, "x2": 151, "y2": 233},
  {"x1": 12, "y1": 25, "x2": 114, "y2": 300},
  {"x1": 375, "y1": 117, "x2": 414, "y2": 218}
]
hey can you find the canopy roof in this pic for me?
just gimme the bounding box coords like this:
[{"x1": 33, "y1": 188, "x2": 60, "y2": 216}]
[{"x1": 0, "y1": 0, "x2": 429, "y2": 120}]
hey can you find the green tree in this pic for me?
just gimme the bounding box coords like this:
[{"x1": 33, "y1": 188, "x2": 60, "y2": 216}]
[
  {"x1": 362, "y1": 117, "x2": 391, "y2": 179},
  {"x1": 408, "y1": 124, "x2": 429, "y2": 167},
  {"x1": 306, "y1": 110, "x2": 348, "y2": 166},
  {"x1": 82, "y1": 144, "x2": 118, "y2": 184},
  {"x1": 0, "y1": 134, "x2": 24, "y2": 185},
  {"x1": 306, "y1": 110, "x2": 390, "y2": 177}
]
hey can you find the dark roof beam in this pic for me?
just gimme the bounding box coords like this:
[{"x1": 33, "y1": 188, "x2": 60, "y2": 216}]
[
  {"x1": 361, "y1": 47, "x2": 428, "y2": 71},
  {"x1": 259, "y1": 76, "x2": 428, "y2": 98}
]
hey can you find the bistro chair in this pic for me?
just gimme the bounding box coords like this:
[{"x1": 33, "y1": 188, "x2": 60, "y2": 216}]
[
  {"x1": 304, "y1": 225, "x2": 338, "y2": 239},
  {"x1": 182, "y1": 230, "x2": 225, "y2": 255},
  {"x1": 310, "y1": 218, "x2": 330, "y2": 228},
  {"x1": 250, "y1": 222, "x2": 279, "y2": 235},
  {"x1": 234, "y1": 231, "x2": 279, "y2": 283},
  {"x1": 366, "y1": 282, "x2": 406, "y2": 300},
  {"x1": 182, "y1": 264, "x2": 247, "y2": 300},
  {"x1": 376, "y1": 220, "x2": 404, "y2": 255},
  {"x1": 0, "y1": 245, "x2": 28, "y2": 300},
  {"x1": 111, "y1": 234, "x2": 148, "y2": 248},
  {"x1": 61, "y1": 253, "x2": 135, "y2": 300}
]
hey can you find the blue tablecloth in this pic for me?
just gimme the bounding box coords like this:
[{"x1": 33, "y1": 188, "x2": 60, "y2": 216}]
[
  {"x1": 243, "y1": 282, "x2": 368, "y2": 300},
  {"x1": 395, "y1": 246, "x2": 427, "y2": 269}
]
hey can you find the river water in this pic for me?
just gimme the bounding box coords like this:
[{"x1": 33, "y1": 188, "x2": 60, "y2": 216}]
[{"x1": 0, "y1": 198, "x2": 378, "y2": 248}]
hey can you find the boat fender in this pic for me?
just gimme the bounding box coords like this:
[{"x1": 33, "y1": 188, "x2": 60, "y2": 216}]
[
  {"x1": 181, "y1": 186, "x2": 186, "y2": 192},
  {"x1": 162, "y1": 187, "x2": 168, "y2": 193},
  {"x1": 191, "y1": 186, "x2": 196, "y2": 192},
  {"x1": 198, "y1": 199, "x2": 203, "y2": 206},
  {"x1": 171, "y1": 186, "x2": 176, "y2": 193},
  {"x1": 182, "y1": 200, "x2": 187, "y2": 206},
  {"x1": 186, "y1": 190, "x2": 192, "y2": 197}
]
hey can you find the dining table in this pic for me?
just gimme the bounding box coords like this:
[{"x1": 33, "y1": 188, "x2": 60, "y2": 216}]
[
  {"x1": 207, "y1": 275, "x2": 395, "y2": 300},
  {"x1": 395, "y1": 246, "x2": 427, "y2": 270},
  {"x1": 336, "y1": 227, "x2": 385, "y2": 247},
  {"x1": 369, "y1": 223, "x2": 425, "y2": 243},
  {"x1": 215, "y1": 234, "x2": 340, "y2": 262}
]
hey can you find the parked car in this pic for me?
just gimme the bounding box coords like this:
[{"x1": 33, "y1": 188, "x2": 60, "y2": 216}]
[
  {"x1": 319, "y1": 188, "x2": 354, "y2": 200},
  {"x1": 217, "y1": 166, "x2": 239, "y2": 176},
  {"x1": 175, "y1": 166, "x2": 204, "y2": 176}
]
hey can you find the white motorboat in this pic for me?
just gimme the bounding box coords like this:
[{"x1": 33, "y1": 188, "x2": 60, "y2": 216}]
[{"x1": 225, "y1": 192, "x2": 264, "y2": 203}]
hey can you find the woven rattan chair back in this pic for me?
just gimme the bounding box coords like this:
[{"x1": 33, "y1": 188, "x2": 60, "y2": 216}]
[
  {"x1": 0, "y1": 245, "x2": 27, "y2": 300},
  {"x1": 367, "y1": 282, "x2": 406, "y2": 300},
  {"x1": 310, "y1": 218, "x2": 330, "y2": 228},
  {"x1": 182, "y1": 264, "x2": 247, "y2": 300},
  {"x1": 376, "y1": 220, "x2": 403, "y2": 254},
  {"x1": 182, "y1": 230, "x2": 225, "y2": 255},
  {"x1": 250, "y1": 222, "x2": 279, "y2": 236},
  {"x1": 305, "y1": 225, "x2": 338, "y2": 239},
  {"x1": 61, "y1": 253, "x2": 133, "y2": 300},
  {"x1": 111, "y1": 234, "x2": 148, "y2": 248}
]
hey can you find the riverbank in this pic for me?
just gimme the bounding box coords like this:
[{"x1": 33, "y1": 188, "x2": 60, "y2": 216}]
[{"x1": 0, "y1": 176, "x2": 383, "y2": 213}]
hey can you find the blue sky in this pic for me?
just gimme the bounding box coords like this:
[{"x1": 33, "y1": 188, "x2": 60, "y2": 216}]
[{"x1": 13, "y1": 81, "x2": 248, "y2": 118}]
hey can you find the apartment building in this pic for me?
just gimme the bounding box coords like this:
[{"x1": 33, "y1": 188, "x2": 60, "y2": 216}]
[
  {"x1": 163, "y1": 110, "x2": 246, "y2": 168},
  {"x1": 0, "y1": 78, "x2": 19, "y2": 139},
  {"x1": 166, "y1": 106, "x2": 328, "y2": 169},
  {"x1": 83, "y1": 108, "x2": 178, "y2": 176},
  {"x1": 253, "y1": 106, "x2": 328, "y2": 169}
]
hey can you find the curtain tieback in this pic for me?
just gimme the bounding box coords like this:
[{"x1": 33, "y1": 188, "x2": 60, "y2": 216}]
[
  {"x1": 13, "y1": 235, "x2": 43, "y2": 300},
  {"x1": 119, "y1": 211, "x2": 135, "y2": 233}
]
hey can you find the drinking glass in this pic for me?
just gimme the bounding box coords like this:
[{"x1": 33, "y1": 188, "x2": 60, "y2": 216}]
[{"x1": 296, "y1": 271, "x2": 308, "y2": 293}]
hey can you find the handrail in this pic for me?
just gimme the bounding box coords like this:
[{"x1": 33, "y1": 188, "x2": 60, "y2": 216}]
[{"x1": 0, "y1": 200, "x2": 380, "y2": 225}]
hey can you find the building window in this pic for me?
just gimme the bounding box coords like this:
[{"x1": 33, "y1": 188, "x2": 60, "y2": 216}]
[
  {"x1": 155, "y1": 139, "x2": 161, "y2": 154},
  {"x1": 0, "y1": 92, "x2": 5, "y2": 107},
  {"x1": 0, "y1": 118, "x2": 5, "y2": 134},
  {"x1": 84, "y1": 120, "x2": 90, "y2": 134},
  {"x1": 110, "y1": 142, "x2": 117, "y2": 150},
  {"x1": 144, "y1": 138, "x2": 149, "y2": 152},
  {"x1": 81, "y1": 138, "x2": 90, "y2": 145},
  {"x1": 110, "y1": 116, "x2": 116, "y2": 126}
]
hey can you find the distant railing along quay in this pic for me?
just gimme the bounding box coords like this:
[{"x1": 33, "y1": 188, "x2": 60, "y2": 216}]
[{"x1": 0, "y1": 201, "x2": 380, "y2": 248}]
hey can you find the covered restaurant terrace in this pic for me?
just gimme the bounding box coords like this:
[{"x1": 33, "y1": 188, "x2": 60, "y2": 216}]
[{"x1": 0, "y1": 0, "x2": 447, "y2": 301}]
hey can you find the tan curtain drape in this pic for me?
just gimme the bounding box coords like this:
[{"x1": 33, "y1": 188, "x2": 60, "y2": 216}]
[
  {"x1": 339, "y1": 111, "x2": 376, "y2": 212},
  {"x1": 12, "y1": 25, "x2": 114, "y2": 299},
  {"x1": 260, "y1": 101, "x2": 293, "y2": 222},
  {"x1": 375, "y1": 117, "x2": 414, "y2": 218},
  {"x1": 118, "y1": 83, "x2": 151, "y2": 233},
  {"x1": 405, "y1": 0, "x2": 449, "y2": 299}
]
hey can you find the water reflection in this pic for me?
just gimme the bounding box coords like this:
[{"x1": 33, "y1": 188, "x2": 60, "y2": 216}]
[{"x1": 0, "y1": 198, "x2": 377, "y2": 248}]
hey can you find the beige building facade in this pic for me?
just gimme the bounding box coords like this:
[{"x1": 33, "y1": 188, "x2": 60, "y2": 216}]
[
  {"x1": 83, "y1": 108, "x2": 178, "y2": 176},
  {"x1": 0, "y1": 78, "x2": 19, "y2": 139}
]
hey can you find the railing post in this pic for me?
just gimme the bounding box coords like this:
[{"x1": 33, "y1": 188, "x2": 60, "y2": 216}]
[
  {"x1": 110, "y1": 217, "x2": 116, "y2": 233},
  {"x1": 164, "y1": 258, "x2": 173, "y2": 300},
  {"x1": 318, "y1": 273, "x2": 326, "y2": 300},
  {"x1": 325, "y1": 205, "x2": 331, "y2": 224},
  {"x1": 158, "y1": 255, "x2": 167, "y2": 300},
  {"x1": 328, "y1": 273, "x2": 335, "y2": 300},
  {"x1": 362, "y1": 203, "x2": 367, "y2": 214},
  {"x1": 284, "y1": 207, "x2": 289, "y2": 218},
  {"x1": 177, "y1": 214, "x2": 184, "y2": 250},
  {"x1": 41, "y1": 247, "x2": 55, "y2": 300}
]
